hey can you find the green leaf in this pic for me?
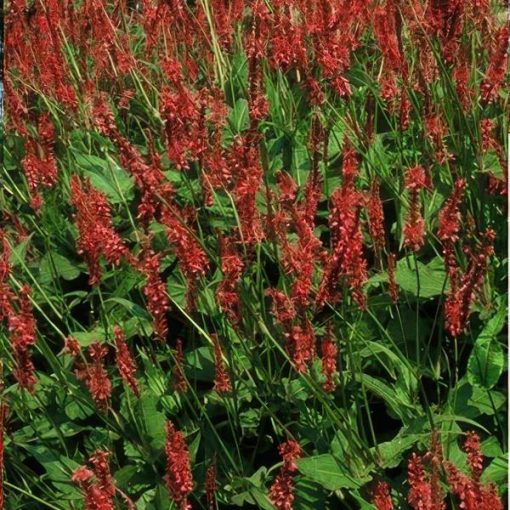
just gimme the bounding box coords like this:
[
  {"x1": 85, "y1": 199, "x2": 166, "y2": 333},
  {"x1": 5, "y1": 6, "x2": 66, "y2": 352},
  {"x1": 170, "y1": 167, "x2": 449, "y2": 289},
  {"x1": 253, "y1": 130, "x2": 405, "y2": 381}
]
[
  {"x1": 186, "y1": 346, "x2": 214, "y2": 382},
  {"x1": 481, "y1": 149, "x2": 503, "y2": 178},
  {"x1": 481, "y1": 454, "x2": 508, "y2": 490},
  {"x1": 39, "y1": 251, "x2": 81, "y2": 283},
  {"x1": 229, "y1": 98, "x2": 249, "y2": 133},
  {"x1": 71, "y1": 327, "x2": 105, "y2": 347},
  {"x1": 104, "y1": 297, "x2": 152, "y2": 320},
  {"x1": 294, "y1": 479, "x2": 328, "y2": 510},
  {"x1": 355, "y1": 374, "x2": 417, "y2": 421},
  {"x1": 374, "y1": 433, "x2": 421, "y2": 468},
  {"x1": 366, "y1": 256, "x2": 447, "y2": 298},
  {"x1": 138, "y1": 393, "x2": 167, "y2": 449},
  {"x1": 467, "y1": 308, "x2": 506, "y2": 389},
  {"x1": 74, "y1": 152, "x2": 134, "y2": 203},
  {"x1": 297, "y1": 454, "x2": 367, "y2": 490},
  {"x1": 9, "y1": 236, "x2": 32, "y2": 267},
  {"x1": 395, "y1": 256, "x2": 447, "y2": 298},
  {"x1": 167, "y1": 276, "x2": 187, "y2": 308}
]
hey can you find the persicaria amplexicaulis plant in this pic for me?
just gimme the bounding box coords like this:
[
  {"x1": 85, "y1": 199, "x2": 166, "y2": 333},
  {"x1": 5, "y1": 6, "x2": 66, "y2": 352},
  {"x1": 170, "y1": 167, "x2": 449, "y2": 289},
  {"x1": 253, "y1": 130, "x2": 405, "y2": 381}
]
[{"x1": 1, "y1": 0, "x2": 506, "y2": 508}]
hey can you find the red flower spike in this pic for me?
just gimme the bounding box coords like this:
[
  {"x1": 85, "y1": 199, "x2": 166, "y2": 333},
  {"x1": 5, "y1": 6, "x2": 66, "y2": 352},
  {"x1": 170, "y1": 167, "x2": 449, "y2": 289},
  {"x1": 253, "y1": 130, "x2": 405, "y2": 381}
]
[
  {"x1": 446, "y1": 462, "x2": 503, "y2": 510},
  {"x1": 438, "y1": 179, "x2": 466, "y2": 244},
  {"x1": 366, "y1": 180, "x2": 386, "y2": 253},
  {"x1": 284, "y1": 319, "x2": 316, "y2": 374},
  {"x1": 165, "y1": 421, "x2": 194, "y2": 510},
  {"x1": 8, "y1": 285, "x2": 37, "y2": 392},
  {"x1": 217, "y1": 236, "x2": 244, "y2": 325},
  {"x1": 212, "y1": 334, "x2": 231, "y2": 394},
  {"x1": 70, "y1": 176, "x2": 131, "y2": 285},
  {"x1": 72, "y1": 450, "x2": 115, "y2": 510},
  {"x1": 481, "y1": 26, "x2": 509, "y2": 103},
  {"x1": 387, "y1": 253, "x2": 399, "y2": 304},
  {"x1": 140, "y1": 250, "x2": 170, "y2": 341},
  {"x1": 424, "y1": 431, "x2": 446, "y2": 510},
  {"x1": 403, "y1": 166, "x2": 427, "y2": 251},
  {"x1": 279, "y1": 440, "x2": 301, "y2": 473},
  {"x1": 407, "y1": 453, "x2": 433, "y2": 510},
  {"x1": 372, "y1": 481, "x2": 394, "y2": 510},
  {"x1": 114, "y1": 326, "x2": 140, "y2": 398},
  {"x1": 173, "y1": 339, "x2": 187, "y2": 393},
  {"x1": 320, "y1": 328, "x2": 338, "y2": 393},
  {"x1": 444, "y1": 229, "x2": 495, "y2": 337},
  {"x1": 160, "y1": 205, "x2": 209, "y2": 310},
  {"x1": 464, "y1": 432, "x2": 483, "y2": 482},
  {"x1": 317, "y1": 148, "x2": 367, "y2": 309},
  {"x1": 64, "y1": 337, "x2": 81, "y2": 357},
  {"x1": 269, "y1": 471, "x2": 295, "y2": 510},
  {"x1": 269, "y1": 440, "x2": 301, "y2": 510},
  {"x1": 205, "y1": 462, "x2": 217, "y2": 510},
  {"x1": 76, "y1": 343, "x2": 112, "y2": 410}
]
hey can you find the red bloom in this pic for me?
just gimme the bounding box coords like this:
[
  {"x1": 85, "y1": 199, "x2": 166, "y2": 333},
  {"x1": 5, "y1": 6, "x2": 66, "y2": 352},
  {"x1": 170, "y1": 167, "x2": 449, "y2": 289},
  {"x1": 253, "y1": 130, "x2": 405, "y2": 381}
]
[
  {"x1": 114, "y1": 326, "x2": 140, "y2": 398},
  {"x1": 317, "y1": 148, "x2": 367, "y2": 309},
  {"x1": 212, "y1": 334, "x2": 231, "y2": 394},
  {"x1": 76, "y1": 343, "x2": 112, "y2": 410},
  {"x1": 444, "y1": 229, "x2": 495, "y2": 337},
  {"x1": 464, "y1": 432, "x2": 483, "y2": 482},
  {"x1": 387, "y1": 253, "x2": 399, "y2": 303},
  {"x1": 64, "y1": 337, "x2": 81, "y2": 357},
  {"x1": 205, "y1": 462, "x2": 217, "y2": 510},
  {"x1": 269, "y1": 5, "x2": 307, "y2": 71},
  {"x1": 408, "y1": 453, "x2": 433, "y2": 510},
  {"x1": 373, "y1": 3, "x2": 406, "y2": 77},
  {"x1": 446, "y1": 462, "x2": 503, "y2": 510},
  {"x1": 269, "y1": 440, "x2": 301, "y2": 510},
  {"x1": 423, "y1": 432, "x2": 446, "y2": 510},
  {"x1": 160, "y1": 84, "x2": 200, "y2": 170},
  {"x1": 267, "y1": 289, "x2": 297, "y2": 325},
  {"x1": 227, "y1": 136, "x2": 264, "y2": 244},
  {"x1": 8, "y1": 286, "x2": 37, "y2": 392},
  {"x1": 269, "y1": 470, "x2": 295, "y2": 510},
  {"x1": 271, "y1": 169, "x2": 323, "y2": 311},
  {"x1": 372, "y1": 481, "x2": 394, "y2": 510},
  {"x1": 279, "y1": 440, "x2": 301, "y2": 472},
  {"x1": 438, "y1": 179, "x2": 465, "y2": 244},
  {"x1": 173, "y1": 339, "x2": 187, "y2": 393},
  {"x1": 165, "y1": 421, "x2": 194, "y2": 510},
  {"x1": 320, "y1": 329, "x2": 338, "y2": 393},
  {"x1": 438, "y1": 179, "x2": 466, "y2": 282},
  {"x1": 72, "y1": 450, "x2": 115, "y2": 510},
  {"x1": 140, "y1": 250, "x2": 170, "y2": 341},
  {"x1": 21, "y1": 115, "x2": 59, "y2": 208},
  {"x1": 93, "y1": 95, "x2": 171, "y2": 222},
  {"x1": 284, "y1": 319, "x2": 316, "y2": 374},
  {"x1": 366, "y1": 180, "x2": 386, "y2": 253},
  {"x1": 481, "y1": 26, "x2": 509, "y2": 103},
  {"x1": 425, "y1": 113, "x2": 452, "y2": 164},
  {"x1": 217, "y1": 236, "x2": 244, "y2": 325},
  {"x1": 160, "y1": 205, "x2": 209, "y2": 310},
  {"x1": 403, "y1": 166, "x2": 427, "y2": 251},
  {"x1": 70, "y1": 176, "x2": 131, "y2": 285}
]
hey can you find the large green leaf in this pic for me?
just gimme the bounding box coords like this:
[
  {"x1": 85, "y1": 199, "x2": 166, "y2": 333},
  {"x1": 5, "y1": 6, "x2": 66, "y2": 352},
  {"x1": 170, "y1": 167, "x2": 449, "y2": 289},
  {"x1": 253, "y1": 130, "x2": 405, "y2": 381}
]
[
  {"x1": 374, "y1": 433, "x2": 421, "y2": 468},
  {"x1": 39, "y1": 251, "x2": 81, "y2": 283},
  {"x1": 481, "y1": 454, "x2": 508, "y2": 490},
  {"x1": 367, "y1": 256, "x2": 447, "y2": 298},
  {"x1": 74, "y1": 152, "x2": 134, "y2": 203},
  {"x1": 467, "y1": 307, "x2": 506, "y2": 389},
  {"x1": 297, "y1": 454, "x2": 368, "y2": 490}
]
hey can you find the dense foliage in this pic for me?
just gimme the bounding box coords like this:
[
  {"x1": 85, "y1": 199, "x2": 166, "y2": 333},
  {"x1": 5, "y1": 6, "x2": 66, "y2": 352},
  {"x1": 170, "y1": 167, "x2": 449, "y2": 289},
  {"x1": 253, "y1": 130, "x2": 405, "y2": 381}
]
[{"x1": 1, "y1": 1, "x2": 508, "y2": 509}]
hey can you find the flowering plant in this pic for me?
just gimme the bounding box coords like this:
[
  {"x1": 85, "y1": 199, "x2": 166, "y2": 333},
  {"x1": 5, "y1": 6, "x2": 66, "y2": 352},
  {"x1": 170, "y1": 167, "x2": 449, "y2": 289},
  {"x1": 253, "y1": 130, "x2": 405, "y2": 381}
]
[{"x1": 1, "y1": 1, "x2": 507, "y2": 509}]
